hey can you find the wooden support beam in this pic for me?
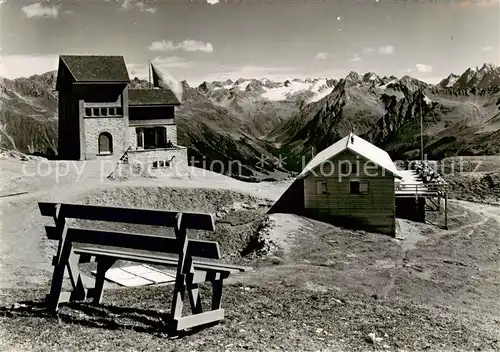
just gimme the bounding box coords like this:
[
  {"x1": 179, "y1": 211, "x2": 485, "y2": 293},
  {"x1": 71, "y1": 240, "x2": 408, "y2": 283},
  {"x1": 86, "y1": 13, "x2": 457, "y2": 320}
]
[
  {"x1": 171, "y1": 213, "x2": 188, "y2": 321},
  {"x1": 187, "y1": 271, "x2": 228, "y2": 285},
  {"x1": 174, "y1": 309, "x2": 225, "y2": 331}
]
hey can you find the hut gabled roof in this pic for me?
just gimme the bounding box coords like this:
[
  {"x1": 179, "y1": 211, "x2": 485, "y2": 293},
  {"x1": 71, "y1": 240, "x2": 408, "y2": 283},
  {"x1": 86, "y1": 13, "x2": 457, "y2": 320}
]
[{"x1": 298, "y1": 133, "x2": 402, "y2": 179}]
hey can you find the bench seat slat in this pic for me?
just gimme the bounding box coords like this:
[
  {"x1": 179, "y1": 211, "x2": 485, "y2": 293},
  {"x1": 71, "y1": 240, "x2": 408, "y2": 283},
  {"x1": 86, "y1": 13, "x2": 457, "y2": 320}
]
[
  {"x1": 74, "y1": 246, "x2": 251, "y2": 273},
  {"x1": 45, "y1": 226, "x2": 221, "y2": 259},
  {"x1": 39, "y1": 202, "x2": 215, "y2": 231}
]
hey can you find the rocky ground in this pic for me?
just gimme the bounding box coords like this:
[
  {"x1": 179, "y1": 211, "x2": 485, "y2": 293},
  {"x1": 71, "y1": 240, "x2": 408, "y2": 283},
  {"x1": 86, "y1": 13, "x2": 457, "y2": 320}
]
[
  {"x1": 0, "y1": 154, "x2": 499, "y2": 351},
  {"x1": 440, "y1": 156, "x2": 500, "y2": 205}
]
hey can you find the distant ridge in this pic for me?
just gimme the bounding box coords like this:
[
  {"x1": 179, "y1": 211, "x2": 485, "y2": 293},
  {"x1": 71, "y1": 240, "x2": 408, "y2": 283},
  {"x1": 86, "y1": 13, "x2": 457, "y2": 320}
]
[{"x1": 1, "y1": 64, "x2": 499, "y2": 176}]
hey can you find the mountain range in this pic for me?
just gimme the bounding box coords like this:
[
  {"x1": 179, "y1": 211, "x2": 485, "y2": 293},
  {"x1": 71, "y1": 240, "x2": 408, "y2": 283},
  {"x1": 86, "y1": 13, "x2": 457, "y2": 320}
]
[{"x1": 1, "y1": 63, "x2": 499, "y2": 177}]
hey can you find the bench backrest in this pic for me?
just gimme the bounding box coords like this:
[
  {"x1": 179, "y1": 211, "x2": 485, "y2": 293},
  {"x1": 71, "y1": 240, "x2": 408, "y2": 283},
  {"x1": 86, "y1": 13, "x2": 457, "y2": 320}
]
[{"x1": 39, "y1": 202, "x2": 220, "y2": 260}]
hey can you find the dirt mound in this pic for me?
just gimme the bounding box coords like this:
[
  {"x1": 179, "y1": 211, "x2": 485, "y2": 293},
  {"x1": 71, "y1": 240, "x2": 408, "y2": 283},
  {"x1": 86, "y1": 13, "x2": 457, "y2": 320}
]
[{"x1": 74, "y1": 186, "x2": 274, "y2": 262}]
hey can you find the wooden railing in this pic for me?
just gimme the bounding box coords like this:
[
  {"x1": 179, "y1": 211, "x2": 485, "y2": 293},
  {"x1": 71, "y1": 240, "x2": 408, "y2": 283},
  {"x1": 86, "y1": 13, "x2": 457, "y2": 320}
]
[
  {"x1": 406, "y1": 160, "x2": 448, "y2": 185},
  {"x1": 107, "y1": 146, "x2": 132, "y2": 179},
  {"x1": 395, "y1": 182, "x2": 448, "y2": 195}
]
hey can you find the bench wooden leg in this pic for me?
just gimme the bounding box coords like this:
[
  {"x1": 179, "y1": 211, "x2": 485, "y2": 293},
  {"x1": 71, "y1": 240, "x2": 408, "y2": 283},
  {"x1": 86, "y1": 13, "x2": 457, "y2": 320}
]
[
  {"x1": 171, "y1": 273, "x2": 187, "y2": 320},
  {"x1": 47, "y1": 204, "x2": 86, "y2": 310},
  {"x1": 92, "y1": 257, "x2": 115, "y2": 305},
  {"x1": 47, "y1": 262, "x2": 67, "y2": 311},
  {"x1": 187, "y1": 282, "x2": 203, "y2": 314},
  {"x1": 211, "y1": 278, "x2": 224, "y2": 310},
  {"x1": 67, "y1": 252, "x2": 87, "y2": 302},
  {"x1": 47, "y1": 242, "x2": 82, "y2": 311}
]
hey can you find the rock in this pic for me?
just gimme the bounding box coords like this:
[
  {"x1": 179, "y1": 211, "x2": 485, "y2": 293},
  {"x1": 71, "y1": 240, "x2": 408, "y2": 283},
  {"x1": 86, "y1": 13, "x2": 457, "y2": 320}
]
[
  {"x1": 12, "y1": 302, "x2": 28, "y2": 309},
  {"x1": 332, "y1": 298, "x2": 344, "y2": 305},
  {"x1": 366, "y1": 332, "x2": 383, "y2": 344}
]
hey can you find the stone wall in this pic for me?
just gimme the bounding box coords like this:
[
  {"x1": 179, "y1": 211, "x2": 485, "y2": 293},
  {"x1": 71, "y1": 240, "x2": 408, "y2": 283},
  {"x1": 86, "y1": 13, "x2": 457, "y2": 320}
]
[
  {"x1": 128, "y1": 127, "x2": 137, "y2": 149},
  {"x1": 128, "y1": 147, "x2": 189, "y2": 175},
  {"x1": 83, "y1": 117, "x2": 127, "y2": 160},
  {"x1": 167, "y1": 125, "x2": 177, "y2": 145}
]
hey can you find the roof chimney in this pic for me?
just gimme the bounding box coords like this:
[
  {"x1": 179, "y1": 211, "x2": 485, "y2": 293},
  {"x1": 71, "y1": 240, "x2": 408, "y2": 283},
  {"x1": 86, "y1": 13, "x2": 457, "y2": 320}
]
[{"x1": 351, "y1": 135, "x2": 355, "y2": 144}]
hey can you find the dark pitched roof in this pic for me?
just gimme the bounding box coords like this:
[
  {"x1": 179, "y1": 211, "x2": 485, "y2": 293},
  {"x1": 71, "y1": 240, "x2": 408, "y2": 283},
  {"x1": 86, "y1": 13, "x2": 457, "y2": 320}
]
[
  {"x1": 60, "y1": 55, "x2": 130, "y2": 82},
  {"x1": 128, "y1": 88, "x2": 181, "y2": 106}
]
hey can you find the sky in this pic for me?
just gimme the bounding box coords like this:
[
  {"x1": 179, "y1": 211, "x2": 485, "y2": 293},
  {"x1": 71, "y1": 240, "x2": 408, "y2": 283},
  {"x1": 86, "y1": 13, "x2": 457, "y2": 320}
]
[{"x1": 0, "y1": 0, "x2": 499, "y2": 85}]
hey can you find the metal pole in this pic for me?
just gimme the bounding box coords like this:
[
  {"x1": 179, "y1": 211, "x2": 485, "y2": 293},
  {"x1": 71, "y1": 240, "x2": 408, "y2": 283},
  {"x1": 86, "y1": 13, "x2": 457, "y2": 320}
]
[
  {"x1": 444, "y1": 190, "x2": 448, "y2": 229},
  {"x1": 420, "y1": 88, "x2": 424, "y2": 162}
]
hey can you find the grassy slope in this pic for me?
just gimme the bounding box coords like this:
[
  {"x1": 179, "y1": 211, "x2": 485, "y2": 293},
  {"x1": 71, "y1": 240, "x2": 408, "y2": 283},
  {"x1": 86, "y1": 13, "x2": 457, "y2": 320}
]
[
  {"x1": 1, "y1": 196, "x2": 500, "y2": 351},
  {"x1": 1, "y1": 283, "x2": 497, "y2": 352}
]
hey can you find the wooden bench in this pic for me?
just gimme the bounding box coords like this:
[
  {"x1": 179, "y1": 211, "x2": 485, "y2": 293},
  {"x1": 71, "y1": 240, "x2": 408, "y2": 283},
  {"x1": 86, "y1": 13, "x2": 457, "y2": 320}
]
[{"x1": 39, "y1": 202, "x2": 251, "y2": 331}]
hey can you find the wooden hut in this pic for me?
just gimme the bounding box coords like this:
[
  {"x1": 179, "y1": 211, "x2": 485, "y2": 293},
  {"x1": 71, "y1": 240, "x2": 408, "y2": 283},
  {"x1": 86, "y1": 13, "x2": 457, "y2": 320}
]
[{"x1": 269, "y1": 133, "x2": 402, "y2": 236}]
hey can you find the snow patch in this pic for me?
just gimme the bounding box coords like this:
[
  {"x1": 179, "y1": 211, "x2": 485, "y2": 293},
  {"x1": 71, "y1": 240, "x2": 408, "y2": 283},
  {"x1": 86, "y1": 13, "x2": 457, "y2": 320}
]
[
  {"x1": 261, "y1": 78, "x2": 334, "y2": 102},
  {"x1": 445, "y1": 76, "x2": 458, "y2": 88},
  {"x1": 235, "y1": 80, "x2": 250, "y2": 91},
  {"x1": 308, "y1": 87, "x2": 335, "y2": 103},
  {"x1": 423, "y1": 94, "x2": 432, "y2": 105},
  {"x1": 379, "y1": 79, "x2": 398, "y2": 90},
  {"x1": 261, "y1": 81, "x2": 309, "y2": 101}
]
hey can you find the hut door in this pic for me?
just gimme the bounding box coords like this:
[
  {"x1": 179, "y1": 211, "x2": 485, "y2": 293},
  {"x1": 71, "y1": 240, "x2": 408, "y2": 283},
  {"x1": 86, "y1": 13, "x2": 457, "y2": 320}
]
[{"x1": 98, "y1": 132, "x2": 113, "y2": 154}]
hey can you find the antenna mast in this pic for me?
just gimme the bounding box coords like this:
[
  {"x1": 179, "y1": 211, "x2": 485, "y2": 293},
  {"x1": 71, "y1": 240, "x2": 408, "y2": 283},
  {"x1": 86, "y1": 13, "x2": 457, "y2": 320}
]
[{"x1": 420, "y1": 88, "x2": 424, "y2": 162}]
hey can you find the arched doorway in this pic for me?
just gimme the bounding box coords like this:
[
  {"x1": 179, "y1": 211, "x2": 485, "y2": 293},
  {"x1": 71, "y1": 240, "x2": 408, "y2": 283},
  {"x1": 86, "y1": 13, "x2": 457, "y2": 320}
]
[{"x1": 98, "y1": 132, "x2": 113, "y2": 154}]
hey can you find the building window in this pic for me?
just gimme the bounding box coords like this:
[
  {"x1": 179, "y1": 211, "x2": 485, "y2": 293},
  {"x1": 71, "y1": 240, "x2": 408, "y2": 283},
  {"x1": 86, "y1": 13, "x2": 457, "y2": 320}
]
[
  {"x1": 98, "y1": 132, "x2": 113, "y2": 154},
  {"x1": 152, "y1": 160, "x2": 170, "y2": 169},
  {"x1": 316, "y1": 181, "x2": 328, "y2": 195},
  {"x1": 85, "y1": 108, "x2": 92, "y2": 117},
  {"x1": 109, "y1": 107, "x2": 116, "y2": 116},
  {"x1": 116, "y1": 107, "x2": 123, "y2": 116},
  {"x1": 350, "y1": 181, "x2": 369, "y2": 194},
  {"x1": 101, "y1": 108, "x2": 108, "y2": 116},
  {"x1": 93, "y1": 108, "x2": 100, "y2": 116},
  {"x1": 350, "y1": 181, "x2": 360, "y2": 194}
]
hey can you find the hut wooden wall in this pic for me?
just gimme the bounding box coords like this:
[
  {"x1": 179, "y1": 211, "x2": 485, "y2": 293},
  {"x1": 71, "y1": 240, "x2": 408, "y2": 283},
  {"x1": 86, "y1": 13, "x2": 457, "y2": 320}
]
[{"x1": 303, "y1": 150, "x2": 396, "y2": 235}]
